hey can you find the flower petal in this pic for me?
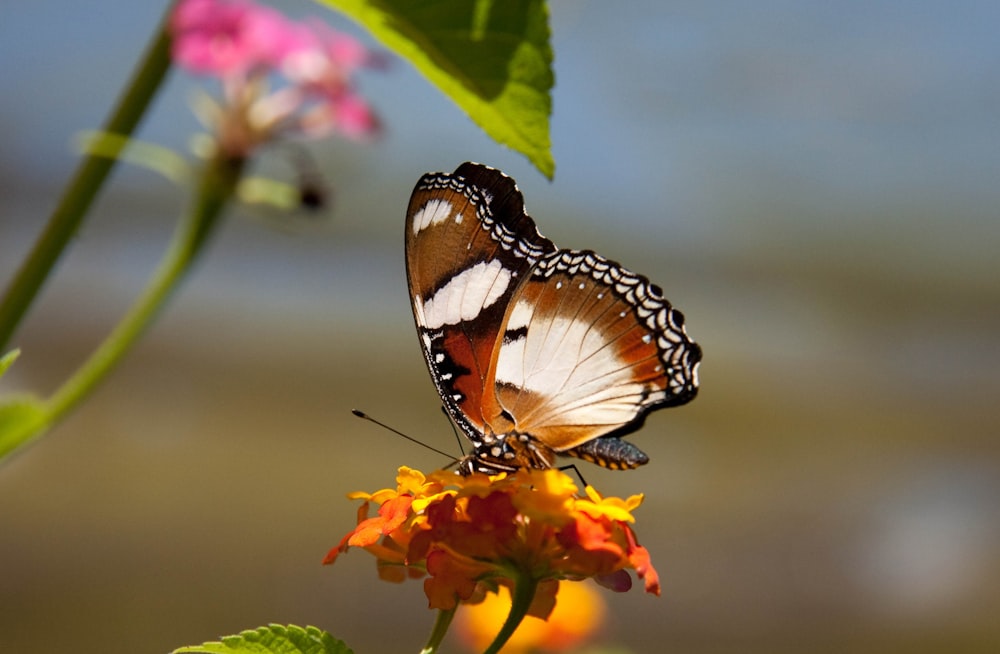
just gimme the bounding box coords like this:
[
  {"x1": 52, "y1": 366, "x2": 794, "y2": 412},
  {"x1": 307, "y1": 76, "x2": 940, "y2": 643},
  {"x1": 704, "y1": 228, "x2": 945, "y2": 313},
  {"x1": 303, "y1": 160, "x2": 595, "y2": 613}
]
[
  {"x1": 423, "y1": 550, "x2": 485, "y2": 610},
  {"x1": 623, "y1": 524, "x2": 661, "y2": 596},
  {"x1": 594, "y1": 569, "x2": 633, "y2": 593}
]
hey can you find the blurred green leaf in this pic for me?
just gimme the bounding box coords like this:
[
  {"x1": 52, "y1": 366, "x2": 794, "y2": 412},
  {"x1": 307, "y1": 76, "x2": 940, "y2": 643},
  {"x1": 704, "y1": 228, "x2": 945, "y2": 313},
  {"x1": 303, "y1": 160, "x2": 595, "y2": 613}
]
[
  {"x1": 75, "y1": 131, "x2": 192, "y2": 186},
  {"x1": 238, "y1": 176, "x2": 301, "y2": 211},
  {"x1": 172, "y1": 625, "x2": 353, "y2": 654},
  {"x1": 0, "y1": 348, "x2": 20, "y2": 379},
  {"x1": 0, "y1": 394, "x2": 48, "y2": 459},
  {"x1": 321, "y1": 0, "x2": 555, "y2": 178}
]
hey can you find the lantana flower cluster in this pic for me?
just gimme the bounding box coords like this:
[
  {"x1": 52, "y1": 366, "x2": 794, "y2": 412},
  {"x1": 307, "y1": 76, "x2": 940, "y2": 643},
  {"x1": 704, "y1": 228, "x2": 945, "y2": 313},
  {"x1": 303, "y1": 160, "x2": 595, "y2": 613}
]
[
  {"x1": 171, "y1": 0, "x2": 381, "y2": 160},
  {"x1": 324, "y1": 467, "x2": 661, "y2": 618}
]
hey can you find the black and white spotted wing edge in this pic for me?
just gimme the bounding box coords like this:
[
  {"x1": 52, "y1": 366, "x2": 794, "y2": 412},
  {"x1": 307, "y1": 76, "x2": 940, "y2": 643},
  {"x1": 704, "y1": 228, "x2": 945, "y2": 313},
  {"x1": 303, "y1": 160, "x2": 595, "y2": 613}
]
[{"x1": 533, "y1": 249, "x2": 701, "y2": 406}]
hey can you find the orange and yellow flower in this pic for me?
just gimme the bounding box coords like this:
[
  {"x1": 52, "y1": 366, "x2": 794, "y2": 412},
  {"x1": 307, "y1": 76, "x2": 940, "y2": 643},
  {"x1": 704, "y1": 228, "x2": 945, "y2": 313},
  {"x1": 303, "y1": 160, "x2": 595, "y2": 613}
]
[{"x1": 324, "y1": 466, "x2": 661, "y2": 616}]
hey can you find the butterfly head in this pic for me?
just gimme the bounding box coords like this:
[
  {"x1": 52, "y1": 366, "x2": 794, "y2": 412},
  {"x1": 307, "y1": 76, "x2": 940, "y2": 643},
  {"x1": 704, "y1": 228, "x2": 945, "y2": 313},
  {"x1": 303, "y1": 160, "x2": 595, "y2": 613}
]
[{"x1": 457, "y1": 430, "x2": 558, "y2": 476}]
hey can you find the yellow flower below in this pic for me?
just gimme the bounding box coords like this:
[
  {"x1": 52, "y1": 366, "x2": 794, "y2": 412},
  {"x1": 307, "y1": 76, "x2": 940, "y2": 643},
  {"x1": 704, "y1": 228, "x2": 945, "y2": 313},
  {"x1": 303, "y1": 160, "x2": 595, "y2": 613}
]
[{"x1": 456, "y1": 580, "x2": 608, "y2": 653}]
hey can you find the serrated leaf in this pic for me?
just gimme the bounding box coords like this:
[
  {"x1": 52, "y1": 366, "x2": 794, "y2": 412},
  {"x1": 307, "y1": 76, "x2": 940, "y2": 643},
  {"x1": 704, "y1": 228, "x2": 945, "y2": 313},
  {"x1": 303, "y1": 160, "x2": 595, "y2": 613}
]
[
  {"x1": 172, "y1": 624, "x2": 353, "y2": 654},
  {"x1": 320, "y1": 0, "x2": 555, "y2": 178},
  {"x1": 0, "y1": 394, "x2": 48, "y2": 460},
  {"x1": 0, "y1": 348, "x2": 20, "y2": 379}
]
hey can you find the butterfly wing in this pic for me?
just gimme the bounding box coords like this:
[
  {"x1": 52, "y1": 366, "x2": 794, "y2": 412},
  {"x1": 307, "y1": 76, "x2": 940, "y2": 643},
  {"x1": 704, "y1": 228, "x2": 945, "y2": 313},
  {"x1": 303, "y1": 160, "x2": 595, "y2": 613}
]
[
  {"x1": 483, "y1": 249, "x2": 702, "y2": 468},
  {"x1": 405, "y1": 162, "x2": 556, "y2": 442}
]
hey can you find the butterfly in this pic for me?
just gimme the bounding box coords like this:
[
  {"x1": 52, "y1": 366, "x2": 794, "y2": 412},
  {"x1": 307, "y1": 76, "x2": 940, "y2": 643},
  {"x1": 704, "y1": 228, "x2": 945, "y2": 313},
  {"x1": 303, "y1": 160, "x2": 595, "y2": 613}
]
[{"x1": 406, "y1": 162, "x2": 701, "y2": 475}]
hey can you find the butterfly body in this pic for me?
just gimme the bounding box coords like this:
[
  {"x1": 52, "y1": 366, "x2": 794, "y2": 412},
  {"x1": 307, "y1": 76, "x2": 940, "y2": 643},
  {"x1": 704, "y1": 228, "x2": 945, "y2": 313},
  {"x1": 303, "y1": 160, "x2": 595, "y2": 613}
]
[{"x1": 406, "y1": 163, "x2": 701, "y2": 475}]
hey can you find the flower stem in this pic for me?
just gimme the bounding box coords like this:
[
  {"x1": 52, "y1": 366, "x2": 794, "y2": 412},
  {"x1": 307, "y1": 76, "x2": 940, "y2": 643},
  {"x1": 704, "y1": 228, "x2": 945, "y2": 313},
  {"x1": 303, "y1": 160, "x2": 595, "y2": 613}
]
[
  {"x1": 484, "y1": 574, "x2": 539, "y2": 654},
  {"x1": 0, "y1": 3, "x2": 175, "y2": 350},
  {"x1": 419, "y1": 607, "x2": 457, "y2": 654},
  {"x1": 16, "y1": 153, "x2": 243, "y2": 455}
]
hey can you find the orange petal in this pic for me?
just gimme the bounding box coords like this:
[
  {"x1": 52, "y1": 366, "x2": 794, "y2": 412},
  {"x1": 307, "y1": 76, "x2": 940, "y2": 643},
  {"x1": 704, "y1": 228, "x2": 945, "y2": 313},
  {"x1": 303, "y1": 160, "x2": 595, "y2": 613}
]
[
  {"x1": 623, "y1": 524, "x2": 661, "y2": 596},
  {"x1": 423, "y1": 550, "x2": 483, "y2": 610}
]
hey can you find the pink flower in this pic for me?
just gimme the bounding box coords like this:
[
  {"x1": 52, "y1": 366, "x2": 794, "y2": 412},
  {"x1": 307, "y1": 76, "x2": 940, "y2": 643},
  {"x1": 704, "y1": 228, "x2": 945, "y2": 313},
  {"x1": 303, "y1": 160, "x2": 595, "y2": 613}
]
[
  {"x1": 298, "y1": 90, "x2": 380, "y2": 138},
  {"x1": 278, "y1": 20, "x2": 382, "y2": 138},
  {"x1": 170, "y1": 0, "x2": 382, "y2": 157},
  {"x1": 171, "y1": 0, "x2": 292, "y2": 75}
]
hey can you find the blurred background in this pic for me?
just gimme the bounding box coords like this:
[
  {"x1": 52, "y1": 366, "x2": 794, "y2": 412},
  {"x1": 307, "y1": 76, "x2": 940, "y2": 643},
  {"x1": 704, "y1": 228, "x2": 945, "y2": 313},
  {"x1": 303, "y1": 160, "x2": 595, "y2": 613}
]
[{"x1": 2, "y1": 1, "x2": 999, "y2": 652}]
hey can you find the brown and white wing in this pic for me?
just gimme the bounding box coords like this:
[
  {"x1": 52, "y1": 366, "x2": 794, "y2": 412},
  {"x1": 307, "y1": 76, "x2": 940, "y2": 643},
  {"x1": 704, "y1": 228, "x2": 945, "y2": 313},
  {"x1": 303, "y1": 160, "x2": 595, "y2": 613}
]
[
  {"x1": 483, "y1": 249, "x2": 701, "y2": 468},
  {"x1": 405, "y1": 162, "x2": 556, "y2": 442}
]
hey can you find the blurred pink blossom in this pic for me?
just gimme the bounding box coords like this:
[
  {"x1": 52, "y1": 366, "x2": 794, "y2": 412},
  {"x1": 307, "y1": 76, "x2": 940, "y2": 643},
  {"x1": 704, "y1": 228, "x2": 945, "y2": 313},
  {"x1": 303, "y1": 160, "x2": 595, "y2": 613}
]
[
  {"x1": 170, "y1": 0, "x2": 382, "y2": 156},
  {"x1": 171, "y1": 0, "x2": 291, "y2": 75}
]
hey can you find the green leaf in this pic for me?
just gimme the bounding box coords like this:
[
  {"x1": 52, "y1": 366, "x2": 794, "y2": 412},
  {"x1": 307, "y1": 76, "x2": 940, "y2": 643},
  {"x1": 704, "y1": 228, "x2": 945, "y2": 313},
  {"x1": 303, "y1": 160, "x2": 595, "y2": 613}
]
[
  {"x1": 0, "y1": 348, "x2": 20, "y2": 379},
  {"x1": 172, "y1": 624, "x2": 353, "y2": 654},
  {"x1": 75, "y1": 130, "x2": 193, "y2": 186},
  {"x1": 321, "y1": 0, "x2": 555, "y2": 179},
  {"x1": 0, "y1": 394, "x2": 48, "y2": 460}
]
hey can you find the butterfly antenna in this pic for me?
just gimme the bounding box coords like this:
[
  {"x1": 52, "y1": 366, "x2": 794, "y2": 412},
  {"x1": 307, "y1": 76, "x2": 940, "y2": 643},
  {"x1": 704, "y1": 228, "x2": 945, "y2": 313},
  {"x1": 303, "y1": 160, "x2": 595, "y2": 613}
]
[
  {"x1": 351, "y1": 409, "x2": 457, "y2": 460},
  {"x1": 439, "y1": 404, "x2": 468, "y2": 455}
]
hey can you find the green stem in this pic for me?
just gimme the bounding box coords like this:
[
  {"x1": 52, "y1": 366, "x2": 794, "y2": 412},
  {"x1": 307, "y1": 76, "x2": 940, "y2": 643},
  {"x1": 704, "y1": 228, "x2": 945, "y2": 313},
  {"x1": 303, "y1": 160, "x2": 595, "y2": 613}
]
[
  {"x1": 483, "y1": 574, "x2": 539, "y2": 654},
  {"x1": 19, "y1": 154, "x2": 242, "y2": 455},
  {"x1": 0, "y1": 3, "x2": 175, "y2": 350},
  {"x1": 419, "y1": 607, "x2": 457, "y2": 654}
]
